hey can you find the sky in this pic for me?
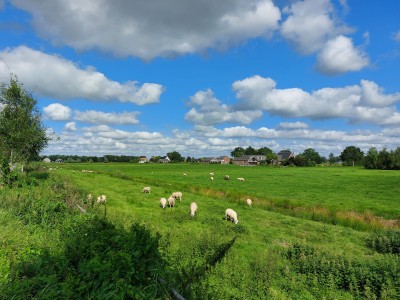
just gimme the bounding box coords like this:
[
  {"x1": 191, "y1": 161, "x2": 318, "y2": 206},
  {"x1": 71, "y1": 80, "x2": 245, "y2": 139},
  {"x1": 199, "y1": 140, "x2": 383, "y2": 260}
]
[{"x1": 0, "y1": 0, "x2": 399, "y2": 158}]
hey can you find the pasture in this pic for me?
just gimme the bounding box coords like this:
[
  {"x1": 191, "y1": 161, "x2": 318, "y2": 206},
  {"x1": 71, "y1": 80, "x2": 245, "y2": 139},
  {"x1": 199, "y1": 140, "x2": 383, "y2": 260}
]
[{"x1": 1, "y1": 163, "x2": 399, "y2": 299}]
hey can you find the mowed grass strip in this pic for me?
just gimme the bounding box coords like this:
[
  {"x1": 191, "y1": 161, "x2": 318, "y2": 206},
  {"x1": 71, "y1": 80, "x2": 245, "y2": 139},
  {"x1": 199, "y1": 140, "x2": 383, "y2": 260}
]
[{"x1": 60, "y1": 163, "x2": 400, "y2": 229}]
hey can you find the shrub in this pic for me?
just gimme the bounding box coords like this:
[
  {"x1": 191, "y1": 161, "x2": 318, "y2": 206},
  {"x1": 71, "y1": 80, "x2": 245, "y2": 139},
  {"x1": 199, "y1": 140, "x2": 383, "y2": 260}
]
[{"x1": 367, "y1": 231, "x2": 400, "y2": 255}]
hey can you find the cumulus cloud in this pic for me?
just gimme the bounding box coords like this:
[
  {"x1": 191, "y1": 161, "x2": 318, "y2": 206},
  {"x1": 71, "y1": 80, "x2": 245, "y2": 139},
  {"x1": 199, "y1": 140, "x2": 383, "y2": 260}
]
[
  {"x1": 0, "y1": 46, "x2": 164, "y2": 104},
  {"x1": 43, "y1": 103, "x2": 72, "y2": 120},
  {"x1": 74, "y1": 110, "x2": 140, "y2": 125},
  {"x1": 185, "y1": 89, "x2": 262, "y2": 125},
  {"x1": 11, "y1": 0, "x2": 280, "y2": 60},
  {"x1": 278, "y1": 121, "x2": 309, "y2": 130},
  {"x1": 232, "y1": 75, "x2": 400, "y2": 125},
  {"x1": 280, "y1": 0, "x2": 350, "y2": 54},
  {"x1": 316, "y1": 35, "x2": 369, "y2": 74},
  {"x1": 64, "y1": 122, "x2": 77, "y2": 131}
]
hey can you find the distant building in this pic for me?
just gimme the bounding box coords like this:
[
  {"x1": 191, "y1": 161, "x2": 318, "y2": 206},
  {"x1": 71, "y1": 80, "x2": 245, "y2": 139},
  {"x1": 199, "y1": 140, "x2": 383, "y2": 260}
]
[
  {"x1": 273, "y1": 150, "x2": 295, "y2": 165},
  {"x1": 232, "y1": 155, "x2": 266, "y2": 166},
  {"x1": 55, "y1": 158, "x2": 63, "y2": 163},
  {"x1": 159, "y1": 156, "x2": 171, "y2": 163},
  {"x1": 201, "y1": 156, "x2": 231, "y2": 164},
  {"x1": 43, "y1": 157, "x2": 51, "y2": 163},
  {"x1": 138, "y1": 156, "x2": 148, "y2": 163}
]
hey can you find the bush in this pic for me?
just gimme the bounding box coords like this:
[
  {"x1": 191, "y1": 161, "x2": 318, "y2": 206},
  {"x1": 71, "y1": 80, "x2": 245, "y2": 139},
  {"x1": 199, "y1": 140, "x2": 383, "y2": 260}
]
[
  {"x1": 285, "y1": 243, "x2": 400, "y2": 299},
  {"x1": 2, "y1": 215, "x2": 167, "y2": 299},
  {"x1": 367, "y1": 231, "x2": 400, "y2": 255}
]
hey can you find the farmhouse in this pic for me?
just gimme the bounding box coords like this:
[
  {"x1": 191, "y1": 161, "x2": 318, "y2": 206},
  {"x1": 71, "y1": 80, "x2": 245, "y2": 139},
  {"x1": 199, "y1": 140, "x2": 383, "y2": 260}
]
[
  {"x1": 158, "y1": 156, "x2": 171, "y2": 163},
  {"x1": 138, "y1": 156, "x2": 148, "y2": 163},
  {"x1": 232, "y1": 155, "x2": 266, "y2": 166},
  {"x1": 272, "y1": 150, "x2": 295, "y2": 165},
  {"x1": 201, "y1": 156, "x2": 231, "y2": 164}
]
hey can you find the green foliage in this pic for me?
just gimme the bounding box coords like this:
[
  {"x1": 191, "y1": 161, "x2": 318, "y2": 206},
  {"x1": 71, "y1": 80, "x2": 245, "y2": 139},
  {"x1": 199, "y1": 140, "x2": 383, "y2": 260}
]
[
  {"x1": 2, "y1": 216, "x2": 166, "y2": 299},
  {"x1": 285, "y1": 243, "x2": 400, "y2": 299},
  {"x1": 340, "y1": 146, "x2": 364, "y2": 166},
  {"x1": 367, "y1": 231, "x2": 400, "y2": 254},
  {"x1": 167, "y1": 151, "x2": 184, "y2": 162},
  {"x1": 0, "y1": 77, "x2": 49, "y2": 165}
]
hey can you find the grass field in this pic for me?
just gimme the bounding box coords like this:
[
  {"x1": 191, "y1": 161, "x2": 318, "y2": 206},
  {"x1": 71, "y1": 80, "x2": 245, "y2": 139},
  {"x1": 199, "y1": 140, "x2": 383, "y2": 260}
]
[
  {"x1": 1, "y1": 163, "x2": 399, "y2": 299},
  {"x1": 61, "y1": 163, "x2": 400, "y2": 229}
]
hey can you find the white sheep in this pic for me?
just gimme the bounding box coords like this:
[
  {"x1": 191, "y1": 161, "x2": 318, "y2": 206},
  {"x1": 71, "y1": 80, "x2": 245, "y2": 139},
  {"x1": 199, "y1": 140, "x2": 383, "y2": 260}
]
[
  {"x1": 225, "y1": 208, "x2": 238, "y2": 224},
  {"x1": 210, "y1": 177, "x2": 214, "y2": 181},
  {"x1": 142, "y1": 187, "x2": 151, "y2": 193},
  {"x1": 190, "y1": 202, "x2": 198, "y2": 217},
  {"x1": 160, "y1": 197, "x2": 167, "y2": 209},
  {"x1": 87, "y1": 194, "x2": 93, "y2": 203},
  {"x1": 237, "y1": 177, "x2": 245, "y2": 182},
  {"x1": 224, "y1": 175, "x2": 230, "y2": 180},
  {"x1": 97, "y1": 194, "x2": 106, "y2": 204},
  {"x1": 246, "y1": 198, "x2": 252, "y2": 206},
  {"x1": 168, "y1": 196, "x2": 175, "y2": 207},
  {"x1": 171, "y1": 191, "x2": 182, "y2": 201},
  {"x1": 210, "y1": 172, "x2": 214, "y2": 176},
  {"x1": 183, "y1": 173, "x2": 187, "y2": 176}
]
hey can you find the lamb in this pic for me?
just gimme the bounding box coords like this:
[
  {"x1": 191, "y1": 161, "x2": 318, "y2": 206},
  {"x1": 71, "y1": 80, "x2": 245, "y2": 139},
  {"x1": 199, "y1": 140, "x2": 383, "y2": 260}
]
[
  {"x1": 237, "y1": 177, "x2": 245, "y2": 182},
  {"x1": 225, "y1": 208, "x2": 238, "y2": 224},
  {"x1": 210, "y1": 172, "x2": 214, "y2": 176},
  {"x1": 160, "y1": 197, "x2": 167, "y2": 209},
  {"x1": 190, "y1": 202, "x2": 198, "y2": 217},
  {"x1": 168, "y1": 196, "x2": 175, "y2": 207},
  {"x1": 246, "y1": 198, "x2": 252, "y2": 206},
  {"x1": 97, "y1": 194, "x2": 106, "y2": 204},
  {"x1": 224, "y1": 175, "x2": 230, "y2": 180},
  {"x1": 171, "y1": 191, "x2": 182, "y2": 201},
  {"x1": 210, "y1": 177, "x2": 214, "y2": 181},
  {"x1": 142, "y1": 187, "x2": 151, "y2": 193}
]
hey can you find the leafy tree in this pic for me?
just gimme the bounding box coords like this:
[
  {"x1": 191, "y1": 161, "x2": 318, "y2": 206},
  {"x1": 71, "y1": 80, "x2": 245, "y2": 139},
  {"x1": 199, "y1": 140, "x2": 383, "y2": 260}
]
[
  {"x1": 231, "y1": 147, "x2": 245, "y2": 158},
  {"x1": 244, "y1": 146, "x2": 257, "y2": 155},
  {"x1": 0, "y1": 77, "x2": 49, "y2": 171},
  {"x1": 340, "y1": 146, "x2": 364, "y2": 166},
  {"x1": 328, "y1": 153, "x2": 340, "y2": 164},
  {"x1": 391, "y1": 147, "x2": 400, "y2": 169},
  {"x1": 167, "y1": 151, "x2": 184, "y2": 162},
  {"x1": 378, "y1": 148, "x2": 391, "y2": 169},
  {"x1": 364, "y1": 147, "x2": 379, "y2": 169},
  {"x1": 301, "y1": 148, "x2": 324, "y2": 165}
]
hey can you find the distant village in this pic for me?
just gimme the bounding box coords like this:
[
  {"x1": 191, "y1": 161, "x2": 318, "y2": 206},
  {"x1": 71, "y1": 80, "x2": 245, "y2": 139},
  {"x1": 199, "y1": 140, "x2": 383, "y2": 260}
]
[{"x1": 41, "y1": 149, "x2": 296, "y2": 166}]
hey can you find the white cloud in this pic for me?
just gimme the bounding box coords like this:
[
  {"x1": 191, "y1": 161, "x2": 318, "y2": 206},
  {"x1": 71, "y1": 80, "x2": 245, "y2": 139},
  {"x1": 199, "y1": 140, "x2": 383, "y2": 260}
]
[
  {"x1": 43, "y1": 103, "x2": 72, "y2": 120},
  {"x1": 393, "y1": 31, "x2": 400, "y2": 41},
  {"x1": 316, "y1": 35, "x2": 369, "y2": 74},
  {"x1": 0, "y1": 0, "x2": 4, "y2": 10},
  {"x1": 74, "y1": 110, "x2": 140, "y2": 125},
  {"x1": 64, "y1": 122, "x2": 77, "y2": 131},
  {"x1": 0, "y1": 46, "x2": 164, "y2": 104},
  {"x1": 280, "y1": 0, "x2": 350, "y2": 54},
  {"x1": 11, "y1": 0, "x2": 280, "y2": 60},
  {"x1": 232, "y1": 75, "x2": 400, "y2": 125},
  {"x1": 278, "y1": 121, "x2": 309, "y2": 130},
  {"x1": 185, "y1": 89, "x2": 262, "y2": 125}
]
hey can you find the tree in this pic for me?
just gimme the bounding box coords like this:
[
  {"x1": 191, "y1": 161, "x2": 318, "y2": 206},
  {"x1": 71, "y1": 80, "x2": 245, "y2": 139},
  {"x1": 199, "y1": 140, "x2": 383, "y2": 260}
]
[
  {"x1": 0, "y1": 77, "x2": 49, "y2": 170},
  {"x1": 167, "y1": 151, "x2": 184, "y2": 162},
  {"x1": 231, "y1": 147, "x2": 245, "y2": 158},
  {"x1": 340, "y1": 146, "x2": 364, "y2": 166},
  {"x1": 328, "y1": 153, "x2": 340, "y2": 164},
  {"x1": 364, "y1": 147, "x2": 379, "y2": 169},
  {"x1": 244, "y1": 146, "x2": 257, "y2": 155},
  {"x1": 301, "y1": 148, "x2": 324, "y2": 165}
]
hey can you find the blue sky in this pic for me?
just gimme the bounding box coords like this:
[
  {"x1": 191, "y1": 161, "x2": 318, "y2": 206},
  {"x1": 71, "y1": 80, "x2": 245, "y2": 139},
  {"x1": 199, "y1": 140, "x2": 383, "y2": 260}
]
[{"x1": 1, "y1": 0, "x2": 399, "y2": 158}]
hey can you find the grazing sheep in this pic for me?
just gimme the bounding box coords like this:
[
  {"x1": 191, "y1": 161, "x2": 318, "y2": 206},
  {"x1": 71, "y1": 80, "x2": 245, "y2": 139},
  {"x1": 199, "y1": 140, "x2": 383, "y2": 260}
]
[
  {"x1": 246, "y1": 198, "x2": 252, "y2": 206},
  {"x1": 160, "y1": 197, "x2": 167, "y2": 209},
  {"x1": 190, "y1": 202, "x2": 198, "y2": 217},
  {"x1": 224, "y1": 175, "x2": 230, "y2": 180},
  {"x1": 183, "y1": 173, "x2": 187, "y2": 176},
  {"x1": 210, "y1": 172, "x2": 214, "y2": 176},
  {"x1": 168, "y1": 196, "x2": 175, "y2": 207},
  {"x1": 225, "y1": 208, "x2": 238, "y2": 224},
  {"x1": 97, "y1": 194, "x2": 106, "y2": 204},
  {"x1": 87, "y1": 194, "x2": 93, "y2": 203},
  {"x1": 210, "y1": 177, "x2": 214, "y2": 181},
  {"x1": 237, "y1": 177, "x2": 245, "y2": 182},
  {"x1": 143, "y1": 187, "x2": 151, "y2": 193},
  {"x1": 171, "y1": 191, "x2": 182, "y2": 201}
]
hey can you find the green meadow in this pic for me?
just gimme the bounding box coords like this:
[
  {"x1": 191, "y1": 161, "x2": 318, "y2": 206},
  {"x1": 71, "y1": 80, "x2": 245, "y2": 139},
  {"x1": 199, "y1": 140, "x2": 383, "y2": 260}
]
[{"x1": 1, "y1": 163, "x2": 399, "y2": 299}]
